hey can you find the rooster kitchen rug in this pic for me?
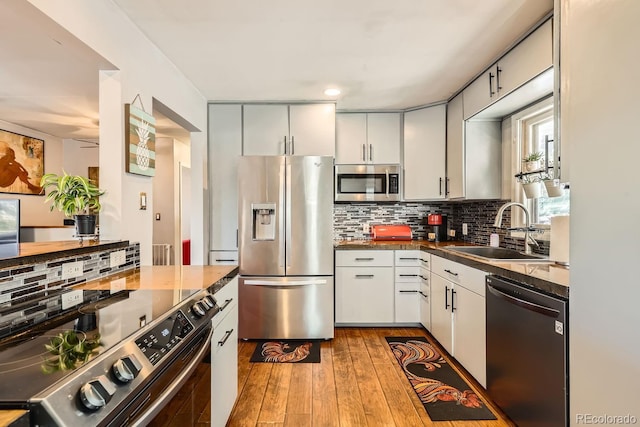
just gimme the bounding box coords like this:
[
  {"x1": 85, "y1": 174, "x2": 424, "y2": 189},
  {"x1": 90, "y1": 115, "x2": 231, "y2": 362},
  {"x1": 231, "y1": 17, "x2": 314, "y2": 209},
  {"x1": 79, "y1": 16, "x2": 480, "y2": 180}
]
[
  {"x1": 386, "y1": 337, "x2": 496, "y2": 421},
  {"x1": 249, "y1": 340, "x2": 321, "y2": 363}
]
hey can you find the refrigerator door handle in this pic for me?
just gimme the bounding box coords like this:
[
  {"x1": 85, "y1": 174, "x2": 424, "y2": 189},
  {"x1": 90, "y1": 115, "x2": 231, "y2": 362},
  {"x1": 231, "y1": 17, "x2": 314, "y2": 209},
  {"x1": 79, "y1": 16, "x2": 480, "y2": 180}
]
[
  {"x1": 278, "y1": 160, "x2": 286, "y2": 268},
  {"x1": 243, "y1": 279, "x2": 329, "y2": 286},
  {"x1": 285, "y1": 161, "x2": 292, "y2": 269}
]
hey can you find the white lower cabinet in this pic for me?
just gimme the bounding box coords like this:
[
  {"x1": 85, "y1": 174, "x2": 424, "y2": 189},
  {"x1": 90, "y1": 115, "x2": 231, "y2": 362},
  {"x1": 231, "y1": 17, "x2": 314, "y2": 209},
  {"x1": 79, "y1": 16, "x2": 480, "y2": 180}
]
[
  {"x1": 335, "y1": 250, "x2": 395, "y2": 323},
  {"x1": 419, "y1": 267, "x2": 431, "y2": 330},
  {"x1": 210, "y1": 277, "x2": 238, "y2": 427},
  {"x1": 430, "y1": 256, "x2": 487, "y2": 387}
]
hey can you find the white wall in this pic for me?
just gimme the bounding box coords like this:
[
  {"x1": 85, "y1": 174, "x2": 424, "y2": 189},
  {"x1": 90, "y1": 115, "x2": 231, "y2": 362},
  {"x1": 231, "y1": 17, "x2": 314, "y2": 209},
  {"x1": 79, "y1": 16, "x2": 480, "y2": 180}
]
[
  {"x1": 28, "y1": 0, "x2": 208, "y2": 265},
  {"x1": 62, "y1": 139, "x2": 99, "y2": 177},
  {"x1": 562, "y1": 0, "x2": 640, "y2": 424},
  {"x1": 152, "y1": 138, "x2": 176, "y2": 260}
]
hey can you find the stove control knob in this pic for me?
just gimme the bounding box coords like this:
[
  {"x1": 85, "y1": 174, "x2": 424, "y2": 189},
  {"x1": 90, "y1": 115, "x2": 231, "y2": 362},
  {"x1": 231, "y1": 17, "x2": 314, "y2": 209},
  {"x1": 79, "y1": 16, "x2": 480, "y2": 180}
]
[
  {"x1": 192, "y1": 301, "x2": 206, "y2": 317},
  {"x1": 79, "y1": 375, "x2": 117, "y2": 411},
  {"x1": 112, "y1": 354, "x2": 142, "y2": 383},
  {"x1": 203, "y1": 295, "x2": 218, "y2": 309},
  {"x1": 200, "y1": 297, "x2": 214, "y2": 310}
]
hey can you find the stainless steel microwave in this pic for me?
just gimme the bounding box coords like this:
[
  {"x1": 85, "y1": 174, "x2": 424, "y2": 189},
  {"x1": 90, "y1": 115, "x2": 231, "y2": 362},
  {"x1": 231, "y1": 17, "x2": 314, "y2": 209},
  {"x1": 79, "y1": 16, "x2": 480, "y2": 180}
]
[{"x1": 334, "y1": 164, "x2": 401, "y2": 202}]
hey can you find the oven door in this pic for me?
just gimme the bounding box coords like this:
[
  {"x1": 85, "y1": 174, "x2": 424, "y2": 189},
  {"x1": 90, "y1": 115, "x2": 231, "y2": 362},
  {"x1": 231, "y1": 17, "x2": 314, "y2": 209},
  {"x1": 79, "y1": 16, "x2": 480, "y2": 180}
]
[{"x1": 335, "y1": 164, "x2": 400, "y2": 202}]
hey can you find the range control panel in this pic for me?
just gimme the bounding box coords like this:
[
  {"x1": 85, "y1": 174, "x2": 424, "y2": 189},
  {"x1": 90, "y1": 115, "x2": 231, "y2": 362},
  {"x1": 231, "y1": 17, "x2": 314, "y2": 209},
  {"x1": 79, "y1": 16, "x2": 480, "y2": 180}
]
[{"x1": 135, "y1": 310, "x2": 193, "y2": 365}]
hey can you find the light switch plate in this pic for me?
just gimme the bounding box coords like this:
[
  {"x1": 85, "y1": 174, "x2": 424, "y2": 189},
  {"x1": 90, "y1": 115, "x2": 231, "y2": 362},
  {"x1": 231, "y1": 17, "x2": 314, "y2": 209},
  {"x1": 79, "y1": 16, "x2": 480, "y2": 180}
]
[
  {"x1": 61, "y1": 290, "x2": 84, "y2": 310},
  {"x1": 110, "y1": 250, "x2": 126, "y2": 268},
  {"x1": 61, "y1": 261, "x2": 84, "y2": 279}
]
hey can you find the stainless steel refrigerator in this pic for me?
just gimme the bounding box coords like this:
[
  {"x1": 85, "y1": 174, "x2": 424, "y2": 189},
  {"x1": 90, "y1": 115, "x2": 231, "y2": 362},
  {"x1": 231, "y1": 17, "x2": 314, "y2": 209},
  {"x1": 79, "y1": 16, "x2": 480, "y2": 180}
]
[{"x1": 237, "y1": 156, "x2": 334, "y2": 339}]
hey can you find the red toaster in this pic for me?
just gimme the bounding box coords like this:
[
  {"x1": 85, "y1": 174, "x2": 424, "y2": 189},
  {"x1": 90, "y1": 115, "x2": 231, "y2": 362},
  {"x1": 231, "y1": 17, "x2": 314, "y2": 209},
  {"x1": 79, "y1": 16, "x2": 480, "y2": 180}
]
[{"x1": 371, "y1": 224, "x2": 413, "y2": 241}]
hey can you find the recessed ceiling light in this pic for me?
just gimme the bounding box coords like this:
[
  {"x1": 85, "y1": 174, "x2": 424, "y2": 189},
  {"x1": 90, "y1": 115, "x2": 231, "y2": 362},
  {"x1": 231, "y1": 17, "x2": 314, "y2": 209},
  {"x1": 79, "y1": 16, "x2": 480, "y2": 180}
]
[{"x1": 324, "y1": 88, "x2": 341, "y2": 96}]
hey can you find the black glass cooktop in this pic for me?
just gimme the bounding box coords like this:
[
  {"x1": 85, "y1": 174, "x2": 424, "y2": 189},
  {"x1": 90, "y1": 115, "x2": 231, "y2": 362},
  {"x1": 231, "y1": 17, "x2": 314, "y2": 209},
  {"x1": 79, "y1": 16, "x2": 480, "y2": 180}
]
[{"x1": 0, "y1": 287, "x2": 200, "y2": 405}]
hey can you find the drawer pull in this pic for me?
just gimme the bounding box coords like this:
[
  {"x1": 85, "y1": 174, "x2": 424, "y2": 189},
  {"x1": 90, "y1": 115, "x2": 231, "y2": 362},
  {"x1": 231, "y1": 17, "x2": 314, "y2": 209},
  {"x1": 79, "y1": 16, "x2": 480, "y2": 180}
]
[
  {"x1": 399, "y1": 274, "x2": 418, "y2": 277},
  {"x1": 399, "y1": 257, "x2": 418, "y2": 261},
  {"x1": 219, "y1": 298, "x2": 233, "y2": 311},
  {"x1": 354, "y1": 257, "x2": 374, "y2": 261},
  {"x1": 215, "y1": 259, "x2": 236, "y2": 262},
  {"x1": 444, "y1": 269, "x2": 459, "y2": 277},
  {"x1": 355, "y1": 274, "x2": 374, "y2": 278},
  {"x1": 419, "y1": 291, "x2": 429, "y2": 299},
  {"x1": 419, "y1": 275, "x2": 429, "y2": 281},
  {"x1": 218, "y1": 329, "x2": 234, "y2": 346},
  {"x1": 399, "y1": 290, "x2": 418, "y2": 293}
]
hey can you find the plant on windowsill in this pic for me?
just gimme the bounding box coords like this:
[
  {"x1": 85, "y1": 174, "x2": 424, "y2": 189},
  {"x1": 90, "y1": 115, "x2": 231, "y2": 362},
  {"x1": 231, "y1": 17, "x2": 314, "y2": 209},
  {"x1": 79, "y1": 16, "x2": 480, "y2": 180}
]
[
  {"x1": 518, "y1": 174, "x2": 543, "y2": 199},
  {"x1": 522, "y1": 151, "x2": 545, "y2": 172},
  {"x1": 40, "y1": 171, "x2": 105, "y2": 235}
]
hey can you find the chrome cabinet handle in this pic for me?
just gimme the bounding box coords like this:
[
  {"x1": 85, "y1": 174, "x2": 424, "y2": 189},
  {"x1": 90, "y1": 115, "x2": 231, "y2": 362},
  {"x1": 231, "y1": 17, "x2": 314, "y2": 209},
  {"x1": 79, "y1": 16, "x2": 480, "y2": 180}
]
[
  {"x1": 219, "y1": 298, "x2": 233, "y2": 311},
  {"x1": 218, "y1": 329, "x2": 234, "y2": 346},
  {"x1": 444, "y1": 269, "x2": 458, "y2": 277}
]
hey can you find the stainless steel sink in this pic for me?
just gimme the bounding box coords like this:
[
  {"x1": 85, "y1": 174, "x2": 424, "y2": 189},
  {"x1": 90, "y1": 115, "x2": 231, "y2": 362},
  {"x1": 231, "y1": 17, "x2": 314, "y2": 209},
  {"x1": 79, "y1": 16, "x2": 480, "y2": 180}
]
[{"x1": 444, "y1": 246, "x2": 550, "y2": 262}]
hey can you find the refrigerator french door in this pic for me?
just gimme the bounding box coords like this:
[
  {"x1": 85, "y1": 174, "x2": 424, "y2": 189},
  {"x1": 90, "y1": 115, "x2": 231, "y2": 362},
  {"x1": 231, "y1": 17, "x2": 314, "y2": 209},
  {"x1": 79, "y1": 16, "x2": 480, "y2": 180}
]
[{"x1": 238, "y1": 156, "x2": 334, "y2": 339}]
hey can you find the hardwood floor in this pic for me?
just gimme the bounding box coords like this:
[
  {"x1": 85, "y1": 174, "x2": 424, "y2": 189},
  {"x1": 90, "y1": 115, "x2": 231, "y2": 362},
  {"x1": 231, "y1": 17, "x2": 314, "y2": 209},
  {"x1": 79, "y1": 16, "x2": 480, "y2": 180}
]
[{"x1": 150, "y1": 327, "x2": 515, "y2": 427}]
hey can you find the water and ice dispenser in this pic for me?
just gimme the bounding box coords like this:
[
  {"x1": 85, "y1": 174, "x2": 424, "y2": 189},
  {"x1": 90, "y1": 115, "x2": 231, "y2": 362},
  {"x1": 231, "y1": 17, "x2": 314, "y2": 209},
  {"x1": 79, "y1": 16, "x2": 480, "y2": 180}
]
[{"x1": 251, "y1": 203, "x2": 276, "y2": 240}]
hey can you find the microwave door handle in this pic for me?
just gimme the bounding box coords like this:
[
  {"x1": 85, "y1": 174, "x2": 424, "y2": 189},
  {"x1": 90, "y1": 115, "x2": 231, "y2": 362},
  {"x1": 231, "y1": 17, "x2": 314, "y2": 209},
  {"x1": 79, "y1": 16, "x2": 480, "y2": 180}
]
[{"x1": 386, "y1": 169, "x2": 390, "y2": 198}]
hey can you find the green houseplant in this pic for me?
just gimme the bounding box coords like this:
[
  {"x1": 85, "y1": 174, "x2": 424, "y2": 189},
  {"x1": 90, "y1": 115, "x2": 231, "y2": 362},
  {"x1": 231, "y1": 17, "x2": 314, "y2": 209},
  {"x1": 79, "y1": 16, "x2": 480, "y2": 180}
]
[
  {"x1": 522, "y1": 151, "x2": 544, "y2": 172},
  {"x1": 40, "y1": 171, "x2": 105, "y2": 235}
]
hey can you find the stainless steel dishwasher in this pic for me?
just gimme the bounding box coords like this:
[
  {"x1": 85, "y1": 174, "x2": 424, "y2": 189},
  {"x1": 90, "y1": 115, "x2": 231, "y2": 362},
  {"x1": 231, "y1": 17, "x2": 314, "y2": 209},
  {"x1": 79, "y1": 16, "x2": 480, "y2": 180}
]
[{"x1": 486, "y1": 275, "x2": 568, "y2": 427}]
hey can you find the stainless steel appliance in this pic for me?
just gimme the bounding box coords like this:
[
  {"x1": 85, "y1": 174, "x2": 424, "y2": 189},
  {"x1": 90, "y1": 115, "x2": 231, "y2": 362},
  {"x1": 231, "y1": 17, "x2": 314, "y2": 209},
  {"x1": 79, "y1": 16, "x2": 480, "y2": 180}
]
[
  {"x1": 0, "y1": 199, "x2": 19, "y2": 258},
  {"x1": 0, "y1": 271, "x2": 237, "y2": 426},
  {"x1": 334, "y1": 164, "x2": 401, "y2": 202},
  {"x1": 238, "y1": 156, "x2": 334, "y2": 339},
  {"x1": 486, "y1": 275, "x2": 568, "y2": 427}
]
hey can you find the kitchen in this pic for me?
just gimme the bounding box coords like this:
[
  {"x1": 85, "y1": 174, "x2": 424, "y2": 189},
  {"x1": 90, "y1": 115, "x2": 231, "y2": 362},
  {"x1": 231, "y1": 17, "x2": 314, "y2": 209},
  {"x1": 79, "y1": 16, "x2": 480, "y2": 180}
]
[{"x1": 0, "y1": 1, "x2": 638, "y2": 426}]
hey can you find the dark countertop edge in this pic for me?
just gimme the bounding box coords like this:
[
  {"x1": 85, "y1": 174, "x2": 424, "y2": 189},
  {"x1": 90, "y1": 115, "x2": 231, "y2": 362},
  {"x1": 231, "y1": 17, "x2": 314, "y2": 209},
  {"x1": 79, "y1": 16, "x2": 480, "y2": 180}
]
[
  {"x1": 0, "y1": 241, "x2": 131, "y2": 270},
  {"x1": 335, "y1": 242, "x2": 569, "y2": 300},
  {"x1": 210, "y1": 266, "x2": 240, "y2": 294}
]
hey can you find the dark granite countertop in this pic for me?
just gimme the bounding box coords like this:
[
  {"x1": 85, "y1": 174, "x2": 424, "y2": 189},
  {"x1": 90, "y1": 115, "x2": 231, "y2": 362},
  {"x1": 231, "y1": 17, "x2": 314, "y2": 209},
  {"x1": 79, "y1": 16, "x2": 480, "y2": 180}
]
[{"x1": 335, "y1": 240, "x2": 569, "y2": 300}]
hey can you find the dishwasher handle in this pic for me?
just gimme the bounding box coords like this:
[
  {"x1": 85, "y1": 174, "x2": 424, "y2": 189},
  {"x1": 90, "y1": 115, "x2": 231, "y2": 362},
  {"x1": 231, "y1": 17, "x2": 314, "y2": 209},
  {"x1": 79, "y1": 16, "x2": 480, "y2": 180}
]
[{"x1": 487, "y1": 284, "x2": 560, "y2": 318}]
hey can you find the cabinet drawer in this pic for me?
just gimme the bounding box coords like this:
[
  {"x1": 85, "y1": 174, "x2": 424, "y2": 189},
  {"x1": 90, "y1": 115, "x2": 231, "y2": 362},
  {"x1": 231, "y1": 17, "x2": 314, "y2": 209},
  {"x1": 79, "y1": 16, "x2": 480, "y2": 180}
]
[
  {"x1": 395, "y1": 266, "x2": 421, "y2": 283},
  {"x1": 213, "y1": 276, "x2": 239, "y2": 317},
  {"x1": 211, "y1": 304, "x2": 238, "y2": 358},
  {"x1": 395, "y1": 250, "x2": 421, "y2": 267},
  {"x1": 431, "y1": 256, "x2": 487, "y2": 296},
  {"x1": 336, "y1": 250, "x2": 394, "y2": 267},
  {"x1": 419, "y1": 252, "x2": 431, "y2": 270},
  {"x1": 209, "y1": 250, "x2": 238, "y2": 265},
  {"x1": 335, "y1": 266, "x2": 394, "y2": 323}
]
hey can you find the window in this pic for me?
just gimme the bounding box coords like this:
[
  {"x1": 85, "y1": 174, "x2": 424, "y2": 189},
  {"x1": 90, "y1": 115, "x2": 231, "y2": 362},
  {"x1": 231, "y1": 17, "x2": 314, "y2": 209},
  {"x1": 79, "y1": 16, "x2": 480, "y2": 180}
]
[{"x1": 510, "y1": 98, "x2": 569, "y2": 227}]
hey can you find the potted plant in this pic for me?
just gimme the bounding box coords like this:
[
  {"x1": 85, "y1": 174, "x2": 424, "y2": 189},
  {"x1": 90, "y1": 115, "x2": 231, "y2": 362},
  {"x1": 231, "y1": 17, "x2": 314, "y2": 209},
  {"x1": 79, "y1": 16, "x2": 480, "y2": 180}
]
[
  {"x1": 541, "y1": 173, "x2": 564, "y2": 198},
  {"x1": 40, "y1": 171, "x2": 105, "y2": 235},
  {"x1": 519, "y1": 174, "x2": 543, "y2": 199},
  {"x1": 522, "y1": 151, "x2": 544, "y2": 172}
]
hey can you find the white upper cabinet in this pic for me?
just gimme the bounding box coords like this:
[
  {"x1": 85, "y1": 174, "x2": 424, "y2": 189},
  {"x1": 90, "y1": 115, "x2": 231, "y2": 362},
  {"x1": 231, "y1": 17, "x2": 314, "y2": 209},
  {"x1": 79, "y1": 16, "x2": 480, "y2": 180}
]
[
  {"x1": 242, "y1": 104, "x2": 289, "y2": 155},
  {"x1": 446, "y1": 93, "x2": 464, "y2": 199},
  {"x1": 208, "y1": 104, "x2": 242, "y2": 251},
  {"x1": 463, "y1": 18, "x2": 553, "y2": 120},
  {"x1": 243, "y1": 104, "x2": 335, "y2": 156},
  {"x1": 403, "y1": 105, "x2": 446, "y2": 200},
  {"x1": 289, "y1": 104, "x2": 336, "y2": 156},
  {"x1": 336, "y1": 112, "x2": 401, "y2": 164}
]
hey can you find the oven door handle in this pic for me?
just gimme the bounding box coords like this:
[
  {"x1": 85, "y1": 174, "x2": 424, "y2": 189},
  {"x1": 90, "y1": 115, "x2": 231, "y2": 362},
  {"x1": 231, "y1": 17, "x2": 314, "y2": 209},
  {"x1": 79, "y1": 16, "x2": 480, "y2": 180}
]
[{"x1": 130, "y1": 327, "x2": 214, "y2": 426}]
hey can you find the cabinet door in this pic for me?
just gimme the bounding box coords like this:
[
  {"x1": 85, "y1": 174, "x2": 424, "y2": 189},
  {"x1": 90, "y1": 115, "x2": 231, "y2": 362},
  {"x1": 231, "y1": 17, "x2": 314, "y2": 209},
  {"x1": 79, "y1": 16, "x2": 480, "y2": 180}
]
[
  {"x1": 289, "y1": 104, "x2": 336, "y2": 156},
  {"x1": 335, "y1": 266, "x2": 394, "y2": 323},
  {"x1": 463, "y1": 68, "x2": 496, "y2": 120},
  {"x1": 419, "y1": 271, "x2": 430, "y2": 330},
  {"x1": 243, "y1": 104, "x2": 289, "y2": 155},
  {"x1": 452, "y1": 285, "x2": 486, "y2": 387},
  {"x1": 429, "y1": 273, "x2": 453, "y2": 354},
  {"x1": 210, "y1": 304, "x2": 238, "y2": 427},
  {"x1": 336, "y1": 113, "x2": 367, "y2": 164},
  {"x1": 403, "y1": 105, "x2": 446, "y2": 200},
  {"x1": 446, "y1": 93, "x2": 465, "y2": 199},
  {"x1": 496, "y1": 19, "x2": 553, "y2": 98},
  {"x1": 209, "y1": 104, "x2": 242, "y2": 250},
  {"x1": 367, "y1": 113, "x2": 401, "y2": 164},
  {"x1": 395, "y1": 282, "x2": 420, "y2": 323}
]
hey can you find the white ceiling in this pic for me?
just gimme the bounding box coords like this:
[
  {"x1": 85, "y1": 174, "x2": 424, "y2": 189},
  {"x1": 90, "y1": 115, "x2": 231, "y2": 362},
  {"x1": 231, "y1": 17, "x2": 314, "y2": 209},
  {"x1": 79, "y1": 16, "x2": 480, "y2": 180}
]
[{"x1": 1, "y1": 0, "x2": 552, "y2": 141}]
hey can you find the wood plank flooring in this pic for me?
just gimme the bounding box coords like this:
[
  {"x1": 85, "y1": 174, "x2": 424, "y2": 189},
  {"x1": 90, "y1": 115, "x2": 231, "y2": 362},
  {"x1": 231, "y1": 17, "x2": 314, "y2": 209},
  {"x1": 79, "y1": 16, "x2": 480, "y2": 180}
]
[{"x1": 150, "y1": 327, "x2": 515, "y2": 427}]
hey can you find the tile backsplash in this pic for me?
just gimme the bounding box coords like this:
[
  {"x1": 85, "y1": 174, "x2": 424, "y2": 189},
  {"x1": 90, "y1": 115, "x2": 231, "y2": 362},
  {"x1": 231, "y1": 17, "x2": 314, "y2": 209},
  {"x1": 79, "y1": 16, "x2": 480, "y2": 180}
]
[{"x1": 333, "y1": 200, "x2": 549, "y2": 255}]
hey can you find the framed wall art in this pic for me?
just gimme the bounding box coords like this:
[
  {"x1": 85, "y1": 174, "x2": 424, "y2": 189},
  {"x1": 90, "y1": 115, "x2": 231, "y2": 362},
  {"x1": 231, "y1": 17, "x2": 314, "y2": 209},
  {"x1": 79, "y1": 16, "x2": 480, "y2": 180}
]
[
  {"x1": 125, "y1": 103, "x2": 156, "y2": 177},
  {"x1": 0, "y1": 129, "x2": 44, "y2": 195}
]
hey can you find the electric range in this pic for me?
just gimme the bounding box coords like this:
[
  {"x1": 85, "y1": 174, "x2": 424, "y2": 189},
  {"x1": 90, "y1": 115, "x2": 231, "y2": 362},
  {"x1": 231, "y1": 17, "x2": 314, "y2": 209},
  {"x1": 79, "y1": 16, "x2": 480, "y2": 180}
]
[{"x1": 0, "y1": 271, "x2": 236, "y2": 426}]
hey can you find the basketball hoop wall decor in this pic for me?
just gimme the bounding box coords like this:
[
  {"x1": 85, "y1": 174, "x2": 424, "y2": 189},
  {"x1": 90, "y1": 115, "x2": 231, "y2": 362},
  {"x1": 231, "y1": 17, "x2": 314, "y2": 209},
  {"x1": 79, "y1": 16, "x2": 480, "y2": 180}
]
[{"x1": 125, "y1": 102, "x2": 156, "y2": 177}]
